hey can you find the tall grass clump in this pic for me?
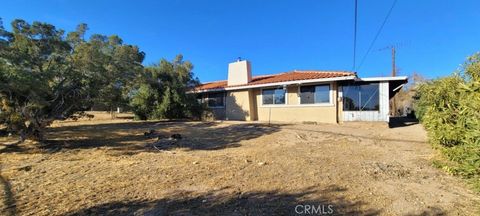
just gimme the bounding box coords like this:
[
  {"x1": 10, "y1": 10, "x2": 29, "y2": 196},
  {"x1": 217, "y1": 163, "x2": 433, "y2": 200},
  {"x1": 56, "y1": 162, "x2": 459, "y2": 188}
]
[{"x1": 414, "y1": 53, "x2": 480, "y2": 191}]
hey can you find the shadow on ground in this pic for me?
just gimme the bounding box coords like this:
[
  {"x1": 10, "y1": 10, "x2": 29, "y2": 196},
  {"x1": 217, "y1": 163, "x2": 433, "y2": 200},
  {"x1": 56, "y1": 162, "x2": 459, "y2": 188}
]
[
  {"x1": 0, "y1": 121, "x2": 285, "y2": 154},
  {"x1": 66, "y1": 185, "x2": 382, "y2": 216},
  {"x1": 283, "y1": 126, "x2": 425, "y2": 145},
  {"x1": 388, "y1": 117, "x2": 419, "y2": 128},
  {"x1": 0, "y1": 172, "x2": 16, "y2": 216}
]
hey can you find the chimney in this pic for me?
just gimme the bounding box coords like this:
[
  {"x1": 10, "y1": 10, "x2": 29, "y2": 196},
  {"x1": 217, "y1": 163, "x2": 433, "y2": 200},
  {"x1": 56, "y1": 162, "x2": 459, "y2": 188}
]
[{"x1": 227, "y1": 59, "x2": 252, "y2": 86}]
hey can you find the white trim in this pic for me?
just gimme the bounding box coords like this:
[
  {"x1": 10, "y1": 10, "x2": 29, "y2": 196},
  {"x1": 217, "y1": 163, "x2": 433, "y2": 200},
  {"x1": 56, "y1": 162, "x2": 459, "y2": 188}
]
[
  {"x1": 355, "y1": 76, "x2": 408, "y2": 82},
  {"x1": 259, "y1": 104, "x2": 335, "y2": 108},
  {"x1": 393, "y1": 83, "x2": 405, "y2": 92},
  {"x1": 194, "y1": 76, "x2": 356, "y2": 93},
  {"x1": 296, "y1": 83, "x2": 334, "y2": 106},
  {"x1": 344, "y1": 110, "x2": 380, "y2": 112},
  {"x1": 292, "y1": 104, "x2": 334, "y2": 107}
]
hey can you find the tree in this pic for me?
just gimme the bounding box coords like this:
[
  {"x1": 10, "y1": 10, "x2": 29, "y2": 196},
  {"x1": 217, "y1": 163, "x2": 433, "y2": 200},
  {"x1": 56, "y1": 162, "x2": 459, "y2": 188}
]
[
  {"x1": 70, "y1": 33, "x2": 145, "y2": 117},
  {"x1": 130, "y1": 55, "x2": 202, "y2": 120},
  {"x1": 392, "y1": 72, "x2": 427, "y2": 117},
  {"x1": 0, "y1": 20, "x2": 78, "y2": 141},
  {"x1": 0, "y1": 19, "x2": 144, "y2": 141}
]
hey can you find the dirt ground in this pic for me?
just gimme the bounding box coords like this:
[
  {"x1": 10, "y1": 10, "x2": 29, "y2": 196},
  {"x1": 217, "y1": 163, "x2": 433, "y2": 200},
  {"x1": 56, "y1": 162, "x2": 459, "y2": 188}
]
[{"x1": 0, "y1": 112, "x2": 478, "y2": 215}]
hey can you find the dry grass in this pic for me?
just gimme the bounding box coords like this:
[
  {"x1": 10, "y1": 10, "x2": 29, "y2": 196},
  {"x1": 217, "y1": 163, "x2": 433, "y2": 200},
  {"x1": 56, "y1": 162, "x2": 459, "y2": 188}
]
[{"x1": 0, "y1": 112, "x2": 478, "y2": 215}]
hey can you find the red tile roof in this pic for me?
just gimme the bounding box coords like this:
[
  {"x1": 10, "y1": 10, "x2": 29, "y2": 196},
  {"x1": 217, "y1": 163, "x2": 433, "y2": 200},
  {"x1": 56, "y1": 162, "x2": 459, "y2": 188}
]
[{"x1": 195, "y1": 70, "x2": 355, "y2": 91}]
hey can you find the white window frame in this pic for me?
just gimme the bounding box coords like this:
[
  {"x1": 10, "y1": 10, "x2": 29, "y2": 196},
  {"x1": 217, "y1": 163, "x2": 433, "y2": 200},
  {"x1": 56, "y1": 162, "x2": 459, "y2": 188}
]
[
  {"x1": 341, "y1": 82, "x2": 380, "y2": 111},
  {"x1": 260, "y1": 87, "x2": 287, "y2": 107},
  {"x1": 296, "y1": 83, "x2": 334, "y2": 107}
]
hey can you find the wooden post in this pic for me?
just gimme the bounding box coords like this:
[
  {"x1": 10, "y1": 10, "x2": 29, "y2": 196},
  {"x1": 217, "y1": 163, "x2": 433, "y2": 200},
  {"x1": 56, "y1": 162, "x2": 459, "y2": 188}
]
[
  {"x1": 391, "y1": 47, "x2": 397, "y2": 117},
  {"x1": 392, "y1": 47, "x2": 396, "y2": 77}
]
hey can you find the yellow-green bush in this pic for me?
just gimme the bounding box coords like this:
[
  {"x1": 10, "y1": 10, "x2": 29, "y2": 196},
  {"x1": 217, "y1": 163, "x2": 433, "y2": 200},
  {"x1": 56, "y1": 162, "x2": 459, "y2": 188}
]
[{"x1": 414, "y1": 53, "x2": 480, "y2": 190}]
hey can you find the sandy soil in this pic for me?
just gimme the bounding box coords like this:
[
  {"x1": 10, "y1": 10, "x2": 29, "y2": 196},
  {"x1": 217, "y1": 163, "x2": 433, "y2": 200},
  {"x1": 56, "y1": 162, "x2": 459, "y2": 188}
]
[{"x1": 0, "y1": 112, "x2": 478, "y2": 215}]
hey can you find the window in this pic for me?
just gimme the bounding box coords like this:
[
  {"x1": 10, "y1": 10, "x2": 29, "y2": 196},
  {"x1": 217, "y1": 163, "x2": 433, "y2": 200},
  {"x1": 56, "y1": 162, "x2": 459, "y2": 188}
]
[
  {"x1": 300, "y1": 84, "x2": 330, "y2": 104},
  {"x1": 342, "y1": 83, "x2": 379, "y2": 111},
  {"x1": 206, "y1": 92, "x2": 225, "y2": 107},
  {"x1": 262, "y1": 88, "x2": 285, "y2": 105}
]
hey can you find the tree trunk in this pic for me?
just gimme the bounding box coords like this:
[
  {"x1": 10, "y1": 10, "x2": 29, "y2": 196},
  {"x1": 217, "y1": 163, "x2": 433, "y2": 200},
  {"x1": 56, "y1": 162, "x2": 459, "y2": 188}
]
[{"x1": 18, "y1": 122, "x2": 45, "y2": 143}]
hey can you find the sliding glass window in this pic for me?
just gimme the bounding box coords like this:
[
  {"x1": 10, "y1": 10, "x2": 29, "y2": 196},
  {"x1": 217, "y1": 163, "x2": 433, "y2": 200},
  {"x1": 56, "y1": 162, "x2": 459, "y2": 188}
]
[
  {"x1": 299, "y1": 84, "x2": 330, "y2": 104},
  {"x1": 262, "y1": 88, "x2": 286, "y2": 105},
  {"x1": 342, "y1": 83, "x2": 379, "y2": 111}
]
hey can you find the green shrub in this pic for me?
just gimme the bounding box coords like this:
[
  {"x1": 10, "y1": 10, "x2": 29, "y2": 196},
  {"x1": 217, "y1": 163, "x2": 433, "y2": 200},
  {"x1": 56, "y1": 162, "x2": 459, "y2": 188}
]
[
  {"x1": 129, "y1": 55, "x2": 205, "y2": 120},
  {"x1": 414, "y1": 53, "x2": 480, "y2": 191}
]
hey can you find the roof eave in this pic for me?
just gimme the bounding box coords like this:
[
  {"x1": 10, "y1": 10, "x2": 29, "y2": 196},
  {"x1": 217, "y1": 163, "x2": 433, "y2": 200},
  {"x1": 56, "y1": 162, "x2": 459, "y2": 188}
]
[
  {"x1": 354, "y1": 76, "x2": 408, "y2": 82},
  {"x1": 192, "y1": 75, "x2": 357, "y2": 93}
]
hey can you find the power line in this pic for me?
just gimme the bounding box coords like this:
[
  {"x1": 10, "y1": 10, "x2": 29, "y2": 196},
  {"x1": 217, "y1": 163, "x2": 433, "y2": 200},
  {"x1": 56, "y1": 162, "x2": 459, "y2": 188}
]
[
  {"x1": 352, "y1": 0, "x2": 358, "y2": 71},
  {"x1": 356, "y1": 0, "x2": 398, "y2": 71}
]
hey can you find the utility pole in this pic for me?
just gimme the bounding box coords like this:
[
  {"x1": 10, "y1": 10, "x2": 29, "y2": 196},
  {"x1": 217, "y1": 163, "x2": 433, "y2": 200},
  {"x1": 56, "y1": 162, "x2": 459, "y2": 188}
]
[
  {"x1": 378, "y1": 43, "x2": 408, "y2": 117},
  {"x1": 352, "y1": 0, "x2": 358, "y2": 71},
  {"x1": 391, "y1": 46, "x2": 397, "y2": 116},
  {"x1": 391, "y1": 47, "x2": 396, "y2": 77},
  {"x1": 377, "y1": 42, "x2": 406, "y2": 76}
]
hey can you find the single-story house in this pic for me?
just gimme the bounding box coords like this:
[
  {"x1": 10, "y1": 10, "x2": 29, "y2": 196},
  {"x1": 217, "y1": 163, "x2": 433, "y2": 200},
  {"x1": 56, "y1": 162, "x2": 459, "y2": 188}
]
[{"x1": 193, "y1": 60, "x2": 407, "y2": 123}]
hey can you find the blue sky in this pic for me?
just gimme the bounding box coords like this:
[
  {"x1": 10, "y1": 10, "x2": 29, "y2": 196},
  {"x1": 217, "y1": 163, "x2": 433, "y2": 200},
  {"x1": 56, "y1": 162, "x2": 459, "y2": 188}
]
[{"x1": 2, "y1": 0, "x2": 480, "y2": 82}]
